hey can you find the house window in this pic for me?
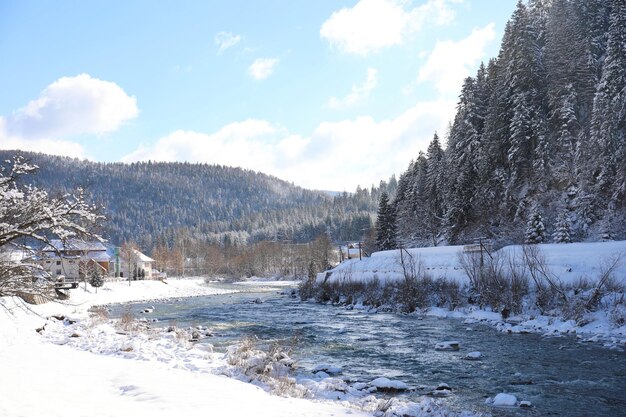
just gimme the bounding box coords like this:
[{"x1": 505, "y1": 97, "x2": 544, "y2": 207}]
[
  {"x1": 45, "y1": 261, "x2": 51, "y2": 264},
  {"x1": 56, "y1": 269, "x2": 62, "y2": 275},
  {"x1": 68, "y1": 260, "x2": 75, "y2": 264},
  {"x1": 56, "y1": 261, "x2": 61, "y2": 266}
]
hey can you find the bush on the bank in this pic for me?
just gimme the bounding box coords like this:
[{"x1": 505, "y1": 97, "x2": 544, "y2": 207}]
[{"x1": 301, "y1": 246, "x2": 624, "y2": 324}]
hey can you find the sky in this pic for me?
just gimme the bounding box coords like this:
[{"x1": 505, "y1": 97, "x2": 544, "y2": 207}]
[{"x1": 0, "y1": 0, "x2": 517, "y2": 191}]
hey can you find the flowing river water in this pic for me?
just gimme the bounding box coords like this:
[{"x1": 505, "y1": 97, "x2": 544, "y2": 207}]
[{"x1": 110, "y1": 282, "x2": 626, "y2": 416}]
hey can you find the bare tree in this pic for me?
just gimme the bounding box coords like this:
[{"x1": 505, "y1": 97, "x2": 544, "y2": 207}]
[
  {"x1": 120, "y1": 241, "x2": 139, "y2": 286},
  {"x1": 0, "y1": 155, "x2": 103, "y2": 297}
]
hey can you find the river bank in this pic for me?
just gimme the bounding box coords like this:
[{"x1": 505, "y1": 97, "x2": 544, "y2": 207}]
[{"x1": 0, "y1": 278, "x2": 372, "y2": 417}]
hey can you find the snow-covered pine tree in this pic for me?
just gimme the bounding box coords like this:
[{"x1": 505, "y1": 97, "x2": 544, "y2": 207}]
[
  {"x1": 425, "y1": 133, "x2": 446, "y2": 246},
  {"x1": 525, "y1": 209, "x2": 546, "y2": 244},
  {"x1": 89, "y1": 269, "x2": 105, "y2": 292},
  {"x1": 590, "y1": 0, "x2": 626, "y2": 211},
  {"x1": 552, "y1": 211, "x2": 572, "y2": 243},
  {"x1": 375, "y1": 192, "x2": 397, "y2": 251}
]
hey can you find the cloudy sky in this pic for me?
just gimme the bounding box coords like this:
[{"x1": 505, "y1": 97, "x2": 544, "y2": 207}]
[{"x1": 0, "y1": 0, "x2": 516, "y2": 191}]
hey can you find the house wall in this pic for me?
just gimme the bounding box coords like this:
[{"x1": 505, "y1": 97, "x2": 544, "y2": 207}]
[
  {"x1": 115, "y1": 260, "x2": 154, "y2": 279},
  {"x1": 42, "y1": 258, "x2": 80, "y2": 280}
]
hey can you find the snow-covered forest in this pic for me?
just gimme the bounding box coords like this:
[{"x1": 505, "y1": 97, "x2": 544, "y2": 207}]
[
  {"x1": 388, "y1": 0, "x2": 625, "y2": 247},
  {"x1": 0, "y1": 151, "x2": 395, "y2": 249}
]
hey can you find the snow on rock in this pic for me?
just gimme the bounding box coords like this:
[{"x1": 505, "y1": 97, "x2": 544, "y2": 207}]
[
  {"x1": 368, "y1": 377, "x2": 409, "y2": 391},
  {"x1": 487, "y1": 393, "x2": 518, "y2": 407},
  {"x1": 435, "y1": 340, "x2": 461, "y2": 351},
  {"x1": 312, "y1": 364, "x2": 343, "y2": 375},
  {"x1": 429, "y1": 383, "x2": 452, "y2": 397},
  {"x1": 464, "y1": 351, "x2": 482, "y2": 360}
]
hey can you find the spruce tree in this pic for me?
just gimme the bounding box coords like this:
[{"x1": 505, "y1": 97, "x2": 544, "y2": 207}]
[
  {"x1": 552, "y1": 212, "x2": 572, "y2": 243},
  {"x1": 375, "y1": 192, "x2": 397, "y2": 251},
  {"x1": 89, "y1": 271, "x2": 104, "y2": 293},
  {"x1": 525, "y1": 209, "x2": 546, "y2": 244}
]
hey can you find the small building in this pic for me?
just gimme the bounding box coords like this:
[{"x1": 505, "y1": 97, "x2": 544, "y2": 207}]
[
  {"x1": 340, "y1": 242, "x2": 362, "y2": 261},
  {"x1": 40, "y1": 239, "x2": 110, "y2": 282},
  {"x1": 111, "y1": 249, "x2": 156, "y2": 280}
]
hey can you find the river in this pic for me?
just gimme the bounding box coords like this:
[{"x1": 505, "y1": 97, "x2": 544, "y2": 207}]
[{"x1": 110, "y1": 282, "x2": 626, "y2": 417}]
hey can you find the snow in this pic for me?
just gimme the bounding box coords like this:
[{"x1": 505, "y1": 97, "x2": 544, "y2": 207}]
[
  {"x1": 368, "y1": 377, "x2": 409, "y2": 391},
  {"x1": 323, "y1": 245, "x2": 468, "y2": 284},
  {"x1": 324, "y1": 241, "x2": 626, "y2": 286},
  {"x1": 0, "y1": 278, "x2": 368, "y2": 417},
  {"x1": 312, "y1": 364, "x2": 343, "y2": 374},
  {"x1": 489, "y1": 393, "x2": 517, "y2": 407},
  {"x1": 464, "y1": 351, "x2": 482, "y2": 360}
]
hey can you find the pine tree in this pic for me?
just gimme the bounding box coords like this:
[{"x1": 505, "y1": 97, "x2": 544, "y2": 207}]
[
  {"x1": 525, "y1": 209, "x2": 546, "y2": 244},
  {"x1": 590, "y1": 0, "x2": 626, "y2": 210},
  {"x1": 88, "y1": 268, "x2": 105, "y2": 293},
  {"x1": 375, "y1": 192, "x2": 397, "y2": 251},
  {"x1": 552, "y1": 211, "x2": 572, "y2": 243}
]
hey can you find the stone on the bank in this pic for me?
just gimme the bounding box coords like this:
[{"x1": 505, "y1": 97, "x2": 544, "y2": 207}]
[
  {"x1": 435, "y1": 341, "x2": 460, "y2": 351},
  {"x1": 491, "y1": 393, "x2": 517, "y2": 406},
  {"x1": 464, "y1": 351, "x2": 482, "y2": 360},
  {"x1": 312, "y1": 364, "x2": 343, "y2": 374},
  {"x1": 369, "y1": 377, "x2": 408, "y2": 391}
]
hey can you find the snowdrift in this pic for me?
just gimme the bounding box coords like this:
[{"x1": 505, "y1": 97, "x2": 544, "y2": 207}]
[{"x1": 322, "y1": 241, "x2": 626, "y2": 286}]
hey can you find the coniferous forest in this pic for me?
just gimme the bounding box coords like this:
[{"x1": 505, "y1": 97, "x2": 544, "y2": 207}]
[
  {"x1": 0, "y1": 150, "x2": 393, "y2": 250},
  {"x1": 388, "y1": 0, "x2": 625, "y2": 248}
]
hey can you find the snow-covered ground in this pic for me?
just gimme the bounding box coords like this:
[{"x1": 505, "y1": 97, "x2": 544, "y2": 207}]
[
  {"x1": 320, "y1": 241, "x2": 626, "y2": 345},
  {"x1": 0, "y1": 278, "x2": 370, "y2": 417},
  {"x1": 326, "y1": 241, "x2": 626, "y2": 286}
]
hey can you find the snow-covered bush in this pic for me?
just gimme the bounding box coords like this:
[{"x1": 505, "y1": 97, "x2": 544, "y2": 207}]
[{"x1": 226, "y1": 337, "x2": 306, "y2": 397}]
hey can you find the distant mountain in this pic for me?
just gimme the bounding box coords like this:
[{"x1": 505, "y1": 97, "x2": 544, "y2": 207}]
[{"x1": 0, "y1": 151, "x2": 389, "y2": 249}]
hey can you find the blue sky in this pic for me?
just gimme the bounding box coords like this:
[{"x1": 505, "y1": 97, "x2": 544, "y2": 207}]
[{"x1": 0, "y1": 0, "x2": 517, "y2": 191}]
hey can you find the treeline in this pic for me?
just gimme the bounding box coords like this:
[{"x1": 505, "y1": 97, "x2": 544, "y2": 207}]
[
  {"x1": 0, "y1": 151, "x2": 398, "y2": 250},
  {"x1": 143, "y1": 234, "x2": 336, "y2": 279},
  {"x1": 382, "y1": 0, "x2": 625, "y2": 248}
]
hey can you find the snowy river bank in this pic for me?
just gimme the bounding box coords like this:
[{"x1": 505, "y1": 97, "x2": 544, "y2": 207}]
[
  {"x1": 3, "y1": 278, "x2": 626, "y2": 417},
  {"x1": 110, "y1": 281, "x2": 626, "y2": 417},
  {"x1": 0, "y1": 279, "x2": 369, "y2": 417}
]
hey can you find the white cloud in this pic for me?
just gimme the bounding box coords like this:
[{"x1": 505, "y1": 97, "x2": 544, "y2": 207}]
[
  {"x1": 215, "y1": 31, "x2": 242, "y2": 54},
  {"x1": 6, "y1": 73, "x2": 138, "y2": 139},
  {"x1": 0, "y1": 73, "x2": 138, "y2": 158},
  {"x1": 418, "y1": 23, "x2": 495, "y2": 95},
  {"x1": 248, "y1": 58, "x2": 279, "y2": 80},
  {"x1": 320, "y1": 0, "x2": 461, "y2": 56},
  {"x1": 327, "y1": 68, "x2": 378, "y2": 110},
  {"x1": 122, "y1": 99, "x2": 455, "y2": 191},
  {"x1": 0, "y1": 117, "x2": 86, "y2": 158}
]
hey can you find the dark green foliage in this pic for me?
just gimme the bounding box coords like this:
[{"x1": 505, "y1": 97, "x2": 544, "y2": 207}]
[
  {"x1": 392, "y1": 0, "x2": 625, "y2": 244},
  {"x1": 376, "y1": 192, "x2": 397, "y2": 251}
]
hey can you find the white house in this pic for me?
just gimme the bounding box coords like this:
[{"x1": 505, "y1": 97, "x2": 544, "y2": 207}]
[
  {"x1": 40, "y1": 239, "x2": 110, "y2": 281},
  {"x1": 111, "y1": 249, "x2": 156, "y2": 280}
]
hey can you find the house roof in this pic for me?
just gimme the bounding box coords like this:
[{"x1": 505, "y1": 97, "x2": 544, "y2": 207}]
[
  {"x1": 134, "y1": 249, "x2": 155, "y2": 263},
  {"x1": 43, "y1": 239, "x2": 107, "y2": 253},
  {"x1": 117, "y1": 249, "x2": 155, "y2": 263}
]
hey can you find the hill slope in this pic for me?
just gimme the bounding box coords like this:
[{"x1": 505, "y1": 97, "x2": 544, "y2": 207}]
[{"x1": 0, "y1": 151, "x2": 385, "y2": 249}]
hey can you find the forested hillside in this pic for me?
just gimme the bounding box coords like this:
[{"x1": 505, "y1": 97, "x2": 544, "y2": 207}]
[
  {"x1": 0, "y1": 151, "x2": 393, "y2": 249},
  {"x1": 389, "y1": 0, "x2": 625, "y2": 247}
]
